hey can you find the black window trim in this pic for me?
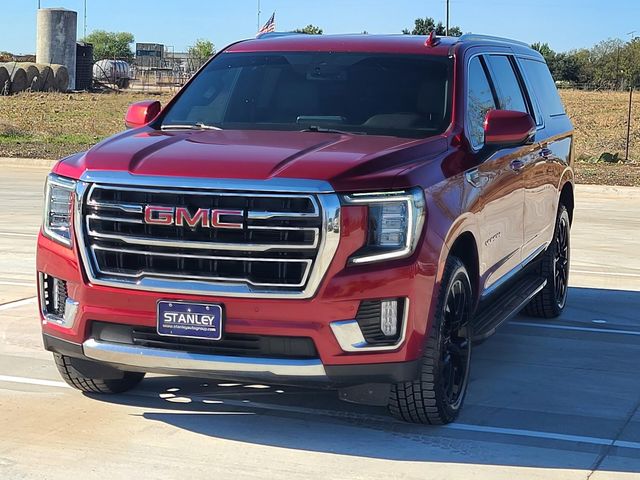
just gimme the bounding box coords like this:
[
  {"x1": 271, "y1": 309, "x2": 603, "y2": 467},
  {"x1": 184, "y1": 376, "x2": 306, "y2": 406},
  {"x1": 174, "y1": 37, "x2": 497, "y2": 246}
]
[{"x1": 483, "y1": 53, "x2": 533, "y2": 119}]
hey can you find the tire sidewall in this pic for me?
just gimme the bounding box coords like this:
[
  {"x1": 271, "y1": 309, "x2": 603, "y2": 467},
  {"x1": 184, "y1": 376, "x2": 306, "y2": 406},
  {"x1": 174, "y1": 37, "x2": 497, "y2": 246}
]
[{"x1": 431, "y1": 261, "x2": 473, "y2": 420}]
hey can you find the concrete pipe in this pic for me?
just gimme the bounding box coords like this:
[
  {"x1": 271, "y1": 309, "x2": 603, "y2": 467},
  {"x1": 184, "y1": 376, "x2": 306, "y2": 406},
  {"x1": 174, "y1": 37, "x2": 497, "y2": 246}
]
[
  {"x1": 14, "y1": 63, "x2": 41, "y2": 91},
  {"x1": 8, "y1": 67, "x2": 28, "y2": 93},
  {"x1": 0, "y1": 66, "x2": 9, "y2": 95},
  {"x1": 50, "y1": 64, "x2": 69, "y2": 92},
  {"x1": 33, "y1": 64, "x2": 55, "y2": 91}
]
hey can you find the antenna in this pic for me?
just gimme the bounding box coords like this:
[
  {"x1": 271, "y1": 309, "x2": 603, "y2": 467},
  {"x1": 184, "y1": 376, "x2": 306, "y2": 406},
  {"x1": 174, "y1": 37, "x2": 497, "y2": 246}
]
[{"x1": 425, "y1": 30, "x2": 440, "y2": 47}]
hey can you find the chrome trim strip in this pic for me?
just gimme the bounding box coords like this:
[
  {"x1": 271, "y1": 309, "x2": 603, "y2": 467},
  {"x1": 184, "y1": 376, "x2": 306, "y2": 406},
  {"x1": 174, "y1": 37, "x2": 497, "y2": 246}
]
[
  {"x1": 86, "y1": 214, "x2": 143, "y2": 224},
  {"x1": 83, "y1": 339, "x2": 328, "y2": 380},
  {"x1": 74, "y1": 180, "x2": 341, "y2": 299},
  {"x1": 481, "y1": 242, "x2": 548, "y2": 299},
  {"x1": 330, "y1": 299, "x2": 410, "y2": 352},
  {"x1": 86, "y1": 217, "x2": 318, "y2": 251},
  {"x1": 247, "y1": 210, "x2": 319, "y2": 220},
  {"x1": 88, "y1": 183, "x2": 322, "y2": 202},
  {"x1": 90, "y1": 245, "x2": 312, "y2": 288},
  {"x1": 80, "y1": 171, "x2": 334, "y2": 193},
  {"x1": 86, "y1": 200, "x2": 143, "y2": 213}
]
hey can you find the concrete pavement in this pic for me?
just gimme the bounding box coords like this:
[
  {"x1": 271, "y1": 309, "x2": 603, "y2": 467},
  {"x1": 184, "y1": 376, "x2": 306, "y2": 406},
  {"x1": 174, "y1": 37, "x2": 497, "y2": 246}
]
[{"x1": 0, "y1": 165, "x2": 639, "y2": 479}]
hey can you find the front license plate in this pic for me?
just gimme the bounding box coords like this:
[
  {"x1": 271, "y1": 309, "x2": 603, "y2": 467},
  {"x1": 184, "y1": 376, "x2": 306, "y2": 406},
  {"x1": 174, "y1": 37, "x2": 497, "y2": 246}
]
[{"x1": 157, "y1": 301, "x2": 223, "y2": 340}]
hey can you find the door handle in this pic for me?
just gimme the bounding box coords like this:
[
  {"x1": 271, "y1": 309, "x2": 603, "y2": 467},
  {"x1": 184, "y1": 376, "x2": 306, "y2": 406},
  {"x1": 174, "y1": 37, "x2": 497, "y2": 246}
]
[
  {"x1": 540, "y1": 147, "x2": 553, "y2": 159},
  {"x1": 510, "y1": 159, "x2": 525, "y2": 172}
]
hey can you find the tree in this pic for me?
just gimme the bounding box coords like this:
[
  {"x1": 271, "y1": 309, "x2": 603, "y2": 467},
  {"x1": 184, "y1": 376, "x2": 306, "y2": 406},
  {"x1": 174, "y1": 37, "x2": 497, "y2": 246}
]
[
  {"x1": 83, "y1": 30, "x2": 134, "y2": 62},
  {"x1": 188, "y1": 39, "x2": 215, "y2": 68},
  {"x1": 531, "y1": 42, "x2": 555, "y2": 63},
  {"x1": 294, "y1": 25, "x2": 323, "y2": 35},
  {"x1": 402, "y1": 17, "x2": 462, "y2": 36}
]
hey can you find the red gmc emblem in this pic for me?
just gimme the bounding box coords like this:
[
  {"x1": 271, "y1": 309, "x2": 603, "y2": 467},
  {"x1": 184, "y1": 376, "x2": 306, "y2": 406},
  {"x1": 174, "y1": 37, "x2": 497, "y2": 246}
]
[{"x1": 144, "y1": 206, "x2": 244, "y2": 229}]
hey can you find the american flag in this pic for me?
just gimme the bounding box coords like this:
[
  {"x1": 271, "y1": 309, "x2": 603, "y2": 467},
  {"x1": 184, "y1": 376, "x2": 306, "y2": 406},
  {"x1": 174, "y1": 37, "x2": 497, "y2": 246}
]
[{"x1": 258, "y1": 12, "x2": 276, "y2": 35}]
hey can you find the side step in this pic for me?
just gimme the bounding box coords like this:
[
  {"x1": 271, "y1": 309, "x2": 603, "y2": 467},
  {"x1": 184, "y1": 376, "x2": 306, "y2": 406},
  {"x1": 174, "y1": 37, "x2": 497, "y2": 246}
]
[{"x1": 471, "y1": 275, "x2": 546, "y2": 343}]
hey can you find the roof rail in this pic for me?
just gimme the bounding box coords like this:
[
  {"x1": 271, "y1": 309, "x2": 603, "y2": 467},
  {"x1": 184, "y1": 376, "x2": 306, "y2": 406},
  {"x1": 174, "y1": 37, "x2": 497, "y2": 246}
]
[
  {"x1": 458, "y1": 34, "x2": 530, "y2": 48},
  {"x1": 256, "y1": 31, "x2": 304, "y2": 40}
]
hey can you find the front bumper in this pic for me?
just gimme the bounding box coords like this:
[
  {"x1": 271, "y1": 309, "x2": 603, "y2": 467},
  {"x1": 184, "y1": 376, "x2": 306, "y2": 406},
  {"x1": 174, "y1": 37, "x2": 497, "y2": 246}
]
[{"x1": 43, "y1": 334, "x2": 421, "y2": 385}]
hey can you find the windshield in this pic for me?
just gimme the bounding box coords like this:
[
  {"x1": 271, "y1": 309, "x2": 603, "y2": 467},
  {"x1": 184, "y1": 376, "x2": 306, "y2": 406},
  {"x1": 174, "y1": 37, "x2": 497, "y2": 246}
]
[{"x1": 160, "y1": 51, "x2": 453, "y2": 138}]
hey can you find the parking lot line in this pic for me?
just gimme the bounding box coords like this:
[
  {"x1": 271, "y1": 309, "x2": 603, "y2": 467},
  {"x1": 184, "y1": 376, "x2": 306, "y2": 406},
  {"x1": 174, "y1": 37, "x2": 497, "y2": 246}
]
[
  {"x1": 0, "y1": 231, "x2": 38, "y2": 238},
  {"x1": 510, "y1": 321, "x2": 640, "y2": 336},
  {"x1": 0, "y1": 374, "x2": 70, "y2": 389},
  {"x1": 571, "y1": 269, "x2": 640, "y2": 278},
  {"x1": 0, "y1": 280, "x2": 34, "y2": 287},
  {"x1": 0, "y1": 297, "x2": 37, "y2": 311}
]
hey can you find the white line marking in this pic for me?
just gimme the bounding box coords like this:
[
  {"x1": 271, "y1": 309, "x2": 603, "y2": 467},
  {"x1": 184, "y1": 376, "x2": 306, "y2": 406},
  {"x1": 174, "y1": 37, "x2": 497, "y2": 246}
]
[
  {"x1": 572, "y1": 269, "x2": 640, "y2": 278},
  {"x1": 0, "y1": 232, "x2": 38, "y2": 238},
  {"x1": 0, "y1": 374, "x2": 70, "y2": 389},
  {"x1": 445, "y1": 423, "x2": 614, "y2": 446},
  {"x1": 0, "y1": 297, "x2": 37, "y2": 311},
  {"x1": 0, "y1": 280, "x2": 34, "y2": 287},
  {"x1": 510, "y1": 321, "x2": 640, "y2": 336},
  {"x1": 2, "y1": 374, "x2": 640, "y2": 450}
]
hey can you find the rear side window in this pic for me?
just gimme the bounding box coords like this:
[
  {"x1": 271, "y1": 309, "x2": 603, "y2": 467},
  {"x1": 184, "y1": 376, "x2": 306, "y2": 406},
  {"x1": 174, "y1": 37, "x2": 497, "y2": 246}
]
[
  {"x1": 520, "y1": 58, "x2": 565, "y2": 117},
  {"x1": 467, "y1": 56, "x2": 497, "y2": 149},
  {"x1": 485, "y1": 55, "x2": 528, "y2": 113}
]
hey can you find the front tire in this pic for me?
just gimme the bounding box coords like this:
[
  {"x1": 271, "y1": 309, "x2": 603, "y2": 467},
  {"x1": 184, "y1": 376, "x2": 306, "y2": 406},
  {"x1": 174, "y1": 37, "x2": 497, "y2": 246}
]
[
  {"x1": 54, "y1": 353, "x2": 145, "y2": 394},
  {"x1": 388, "y1": 256, "x2": 472, "y2": 424},
  {"x1": 523, "y1": 204, "x2": 571, "y2": 318}
]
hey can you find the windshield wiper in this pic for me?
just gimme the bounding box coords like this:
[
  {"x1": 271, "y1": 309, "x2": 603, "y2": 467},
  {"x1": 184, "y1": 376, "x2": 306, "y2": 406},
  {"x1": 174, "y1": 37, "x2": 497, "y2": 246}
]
[
  {"x1": 300, "y1": 125, "x2": 366, "y2": 135},
  {"x1": 161, "y1": 122, "x2": 223, "y2": 131}
]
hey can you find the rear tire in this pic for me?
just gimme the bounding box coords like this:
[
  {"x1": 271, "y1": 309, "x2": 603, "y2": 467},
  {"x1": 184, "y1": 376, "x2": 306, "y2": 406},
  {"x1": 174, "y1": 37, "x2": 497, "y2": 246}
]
[
  {"x1": 54, "y1": 353, "x2": 145, "y2": 394},
  {"x1": 523, "y1": 204, "x2": 571, "y2": 318},
  {"x1": 388, "y1": 256, "x2": 472, "y2": 424}
]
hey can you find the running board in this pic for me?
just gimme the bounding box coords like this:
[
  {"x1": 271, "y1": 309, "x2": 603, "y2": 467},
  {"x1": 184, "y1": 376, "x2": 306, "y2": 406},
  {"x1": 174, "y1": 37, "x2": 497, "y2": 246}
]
[{"x1": 471, "y1": 275, "x2": 547, "y2": 343}]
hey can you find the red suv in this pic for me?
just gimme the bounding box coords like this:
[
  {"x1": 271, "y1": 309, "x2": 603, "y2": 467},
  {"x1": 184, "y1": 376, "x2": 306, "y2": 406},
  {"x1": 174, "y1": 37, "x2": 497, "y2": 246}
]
[{"x1": 37, "y1": 33, "x2": 574, "y2": 424}]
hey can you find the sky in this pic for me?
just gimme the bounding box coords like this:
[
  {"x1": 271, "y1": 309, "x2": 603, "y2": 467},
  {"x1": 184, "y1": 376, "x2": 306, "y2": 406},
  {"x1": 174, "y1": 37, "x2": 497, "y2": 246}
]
[{"x1": 2, "y1": 0, "x2": 640, "y2": 55}]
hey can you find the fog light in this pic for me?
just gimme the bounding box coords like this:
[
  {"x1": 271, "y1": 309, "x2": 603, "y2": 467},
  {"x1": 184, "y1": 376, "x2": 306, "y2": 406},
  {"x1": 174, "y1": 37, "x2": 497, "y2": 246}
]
[{"x1": 380, "y1": 300, "x2": 398, "y2": 337}]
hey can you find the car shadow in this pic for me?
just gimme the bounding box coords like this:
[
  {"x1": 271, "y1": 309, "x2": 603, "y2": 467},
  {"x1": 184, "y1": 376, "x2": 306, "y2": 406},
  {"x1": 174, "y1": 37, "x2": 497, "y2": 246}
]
[{"x1": 86, "y1": 286, "x2": 640, "y2": 471}]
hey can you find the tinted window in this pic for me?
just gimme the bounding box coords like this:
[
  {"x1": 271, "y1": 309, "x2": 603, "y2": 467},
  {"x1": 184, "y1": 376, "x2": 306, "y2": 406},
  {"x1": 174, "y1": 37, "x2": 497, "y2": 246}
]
[
  {"x1": 486, "y1": 55, "x2": 528, "y2": 113},
  {"x1": 521, "y1": 58, "x2": 565, "y2": 117},
  {"x1": 467, "y1": 56, "x2": 497, "y2": 149},
  {"x1": 161, "y1": 52, "x2": 453, "y2": 138}
]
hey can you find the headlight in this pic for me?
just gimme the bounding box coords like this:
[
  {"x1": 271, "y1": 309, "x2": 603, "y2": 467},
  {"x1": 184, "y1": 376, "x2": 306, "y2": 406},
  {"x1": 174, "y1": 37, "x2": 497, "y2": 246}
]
[
  {"x1": 43, "y1": 174, "x2": 76, "y2": 247},
  {"x1": 343, "y1": 187, "x2": 426, "y2": 265}
]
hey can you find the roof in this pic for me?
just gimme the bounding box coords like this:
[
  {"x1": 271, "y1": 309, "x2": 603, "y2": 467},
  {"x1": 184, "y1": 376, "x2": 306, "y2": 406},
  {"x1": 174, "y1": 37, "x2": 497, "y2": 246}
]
[{"x1": 225, "y1": 33, "x2": 538, "y2": 57}]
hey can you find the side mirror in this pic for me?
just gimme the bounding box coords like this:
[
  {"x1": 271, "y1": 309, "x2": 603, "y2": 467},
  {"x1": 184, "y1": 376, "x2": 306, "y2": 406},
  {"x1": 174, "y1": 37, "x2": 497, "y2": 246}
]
[
  {"x1": 124, "y1": 100, "x2": 162, "y2": 129},
  {"x1": 484, "y1": 110, "x2": 536, "y2": 147}
]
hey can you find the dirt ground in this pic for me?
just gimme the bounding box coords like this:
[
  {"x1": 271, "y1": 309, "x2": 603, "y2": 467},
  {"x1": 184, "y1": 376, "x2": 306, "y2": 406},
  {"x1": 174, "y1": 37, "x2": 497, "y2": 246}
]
[{"x1": 0, "y1": 89, "x2": 638, "y2": 186}]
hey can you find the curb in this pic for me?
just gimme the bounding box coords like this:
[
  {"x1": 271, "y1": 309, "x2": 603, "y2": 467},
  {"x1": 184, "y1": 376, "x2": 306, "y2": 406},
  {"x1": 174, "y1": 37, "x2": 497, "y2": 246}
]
[{"x1": 0, "y1": 157, "x2": 57, "y2": 168}]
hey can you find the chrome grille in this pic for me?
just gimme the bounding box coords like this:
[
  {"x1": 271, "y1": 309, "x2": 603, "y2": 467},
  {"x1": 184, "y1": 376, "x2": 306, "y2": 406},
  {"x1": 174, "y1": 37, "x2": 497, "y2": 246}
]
[{"x1": 77, "y1": 181, "x2": 340, "y2": 297}]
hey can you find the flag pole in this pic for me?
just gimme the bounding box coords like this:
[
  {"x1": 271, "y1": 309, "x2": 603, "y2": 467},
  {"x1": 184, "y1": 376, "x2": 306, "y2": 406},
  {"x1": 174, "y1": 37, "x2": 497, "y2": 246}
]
[{"x1": 257, "y1": 0, "x2": 261, "y2": 32}]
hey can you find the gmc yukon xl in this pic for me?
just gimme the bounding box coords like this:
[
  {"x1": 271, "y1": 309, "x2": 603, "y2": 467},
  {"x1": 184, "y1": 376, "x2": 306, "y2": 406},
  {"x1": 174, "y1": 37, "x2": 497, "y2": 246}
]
[{"x1": 37, "y1": 33, "x2": 574, "y2": 424}]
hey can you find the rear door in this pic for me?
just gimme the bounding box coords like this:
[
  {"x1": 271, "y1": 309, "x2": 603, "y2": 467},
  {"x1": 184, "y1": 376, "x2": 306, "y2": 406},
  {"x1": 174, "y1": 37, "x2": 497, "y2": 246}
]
[{"x1": 517, "y1": 58, "x2": 572, "y2": 258}]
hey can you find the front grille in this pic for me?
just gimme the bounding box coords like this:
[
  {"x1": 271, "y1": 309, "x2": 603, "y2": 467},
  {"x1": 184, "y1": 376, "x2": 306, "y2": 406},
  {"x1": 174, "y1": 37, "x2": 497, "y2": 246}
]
[
  {"x1": 91, "y1": 322, "x2": 318, "y2": 359},
  {"x1": 81, "y1": 184, "x2": 326, "y2": 292}
]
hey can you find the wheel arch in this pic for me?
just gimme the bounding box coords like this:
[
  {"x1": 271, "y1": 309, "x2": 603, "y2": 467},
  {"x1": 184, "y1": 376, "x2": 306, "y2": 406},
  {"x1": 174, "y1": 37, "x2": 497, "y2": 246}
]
[
  {"x1": 448, "y1": 232, "x2": 480, "y2": 305},
  {"x1": 559, "y1": 181, "x2": 574, "y2": 225}
]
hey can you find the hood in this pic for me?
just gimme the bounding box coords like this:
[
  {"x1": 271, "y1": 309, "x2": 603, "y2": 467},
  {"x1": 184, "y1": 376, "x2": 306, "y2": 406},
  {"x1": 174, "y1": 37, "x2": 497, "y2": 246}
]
[{"x1": 56, "y1": 128, "x2": 448, "y2": 191}]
